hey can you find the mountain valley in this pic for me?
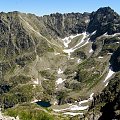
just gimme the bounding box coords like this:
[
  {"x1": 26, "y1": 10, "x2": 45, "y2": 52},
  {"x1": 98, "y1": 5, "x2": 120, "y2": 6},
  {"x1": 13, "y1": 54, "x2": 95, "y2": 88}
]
[{"x1": 0, "y1": 7, "x2": 120, "y2": 120}]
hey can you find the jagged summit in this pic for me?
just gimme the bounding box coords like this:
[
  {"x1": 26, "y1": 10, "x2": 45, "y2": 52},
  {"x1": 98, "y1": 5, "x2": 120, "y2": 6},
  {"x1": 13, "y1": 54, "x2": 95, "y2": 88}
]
[
  {"x1": 96, "y1": 6, "x2": 115, "y2": 13},
  {"x1": 87, "y1": 7, "x2": 120, "y2": 40}
]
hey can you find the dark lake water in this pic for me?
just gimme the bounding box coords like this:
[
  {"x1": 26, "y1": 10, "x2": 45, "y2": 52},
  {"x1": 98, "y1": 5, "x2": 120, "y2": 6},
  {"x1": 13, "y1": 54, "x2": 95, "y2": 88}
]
[{"x1": 36, "y1": 101, "x2": 51, "y2": 107}]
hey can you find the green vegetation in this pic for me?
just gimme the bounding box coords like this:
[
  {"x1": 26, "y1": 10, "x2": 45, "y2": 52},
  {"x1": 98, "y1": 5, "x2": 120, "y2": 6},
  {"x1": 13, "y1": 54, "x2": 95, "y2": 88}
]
[
  {"x1": 64, "y1": 68, "x2": 75, "y2": 75},
  {"x1": 9, "y1": 75, "x2": 31, "y2": 86},
  {"x1": 42, "y1": 80, "x2": 55, "y2": 96},
  {"x1": 4, "y1": 103, "x2": 70, "y2": 120},
  {"x1": 39, "y1": 70, "x2": 55, "y2": 80},
  {"x1": 0, "y1": 84, "x2": 34, "y2": 109},
  {"x1": 4, "y1": 104, "x2": 54, "y2": 120}
]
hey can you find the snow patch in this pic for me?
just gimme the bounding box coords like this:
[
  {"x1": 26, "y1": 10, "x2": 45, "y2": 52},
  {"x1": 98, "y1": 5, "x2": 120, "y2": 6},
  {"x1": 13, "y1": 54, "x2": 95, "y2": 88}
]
[
  {"x1": 53, "y1": 104, "x2": 88, "y2": 112},
  {"x1": 31, "y1": 99, "x2": 41, "y2": 103},
  {"x1": 77, "y1": 59, "x2": 81, "y2": 63},
  {"x1": 76, "y1": 39, "x2": 89, "y2": 49},
  {"x1": 57, "y1": 68, "x2": 63, "y2": 74},
  {"x1": 103, "y1": 32, "x2": 120, "y2": 37},
  {"x1": 72, "y1": 32, "x2": 87, "y2": 50},
  {"x1": 53, "y1": 101, "x2": 58, "y2": 105},
  {"x1": 33, "y1": 85, "x2": 36, "y2": 88},
  {"x1": 74, "y1": 72, "x2": 77, "y2": 74},
  {"x1": 89, "y1": 93, "x2": 94, "y2": 100},
  {"x1": 62, "y1": 34, "x2": 81, "y2": 48},
  {"x1": 69, "y1": 105, "x2": 89, "y2": 111},
  {"x1": 98, "y1": 56, "x2": 103, "y2": 59},
  {"x1": 62, "y1": 37, "x2": 71, "y2": 48},
  {"x1": 54, "y1": 52, "x2": 60, "y2": 55},
  {"x1": 107, "y1": 53, "x2": 112, "y2": 55},
  {"x1": 56, "y1": 78, "x2": 65, "y2": 84},
  {"x1": 85, "y1": 19, "x2": 90, "y2": 23},
  {"x1": 63, "y1": 32, "x2": 89, "y2": 59},
  {"x1": 91, "y1": 30, "x2": 96, "y2": 35},
  {"x1": 63, "y1": 49, "x2": 73, "y2": 59},
  {"x1": 103, "y1": 68, "x2": 115, "y2": 82},
  {"x1": 79, "y1": 100, "x2": 89, "y2": 105},
  {"x1": 105, "y1": 82, "x2": 109, "y2": 87},
  {"x1": 63, "y1": 112, "x2": 83, "y2": 116},
  {"x1": 33, "y1": 78, "x2": 39, "y2": 84},
  {"x1": 112, "y1": 33, "x2": 120, "y2": 37},
  {"x1": 53, "y1": 108, "x2": 69, "y2": 112},
  {"x1": 89, "y1": 48, "x2": 93, "y2": 53},
  {"x1": 79, "y1": 93, "x2": 94, "y2": 105}
]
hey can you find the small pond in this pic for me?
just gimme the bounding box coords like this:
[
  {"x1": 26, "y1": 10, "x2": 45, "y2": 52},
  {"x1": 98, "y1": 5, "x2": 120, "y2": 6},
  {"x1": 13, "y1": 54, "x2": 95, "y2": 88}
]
[{"x1": 36, "y1": 101, "x2": 51, "y2": 107}]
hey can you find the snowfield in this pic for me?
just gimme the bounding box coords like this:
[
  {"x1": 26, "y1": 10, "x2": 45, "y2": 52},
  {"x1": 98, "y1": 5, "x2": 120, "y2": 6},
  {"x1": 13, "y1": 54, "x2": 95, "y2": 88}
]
[
  {"x1": 53, "y1": 104, "x2": 88, "y2": 112},
  {"x1": 62, "y1": 34, "x2": 81, "y2": 48},
  {"x1": 72, "y1": 32, "x2": 87, "y2": 49},
  {"x1": 63, "y1": 32, "x2": 89, "y2": 59}
]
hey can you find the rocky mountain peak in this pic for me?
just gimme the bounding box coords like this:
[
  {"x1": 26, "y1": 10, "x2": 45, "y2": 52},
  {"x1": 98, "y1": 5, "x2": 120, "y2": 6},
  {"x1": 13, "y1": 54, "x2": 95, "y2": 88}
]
[
  {"x1": 87, "y1": 7, "x2": 120, "y2": 39},
  {"x1": 96, "y1": 6, "x2": 115, "y2": 14}
]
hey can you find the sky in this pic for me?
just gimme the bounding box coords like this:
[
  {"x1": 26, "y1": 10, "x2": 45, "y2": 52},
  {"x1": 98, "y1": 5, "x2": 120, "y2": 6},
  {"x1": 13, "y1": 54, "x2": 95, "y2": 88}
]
[{"x1": 0, "y1": 0, "x2": 120, "y2": 16}]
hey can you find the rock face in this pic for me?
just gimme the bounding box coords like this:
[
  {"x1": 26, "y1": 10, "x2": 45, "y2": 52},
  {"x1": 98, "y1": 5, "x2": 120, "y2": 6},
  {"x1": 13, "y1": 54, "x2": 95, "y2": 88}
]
[
  {"x1": 110, "y1": 47, "x2": 120, "y2": 72},
  {"x1": 42, "y1": 12, "x2": 90, "y2": 37},
  {"x1": 0, "y1": 7, "x2": 120, "y2": 120},
  {"x1": 87, "y1": 7, "x2": 120, "y2": 39}
]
